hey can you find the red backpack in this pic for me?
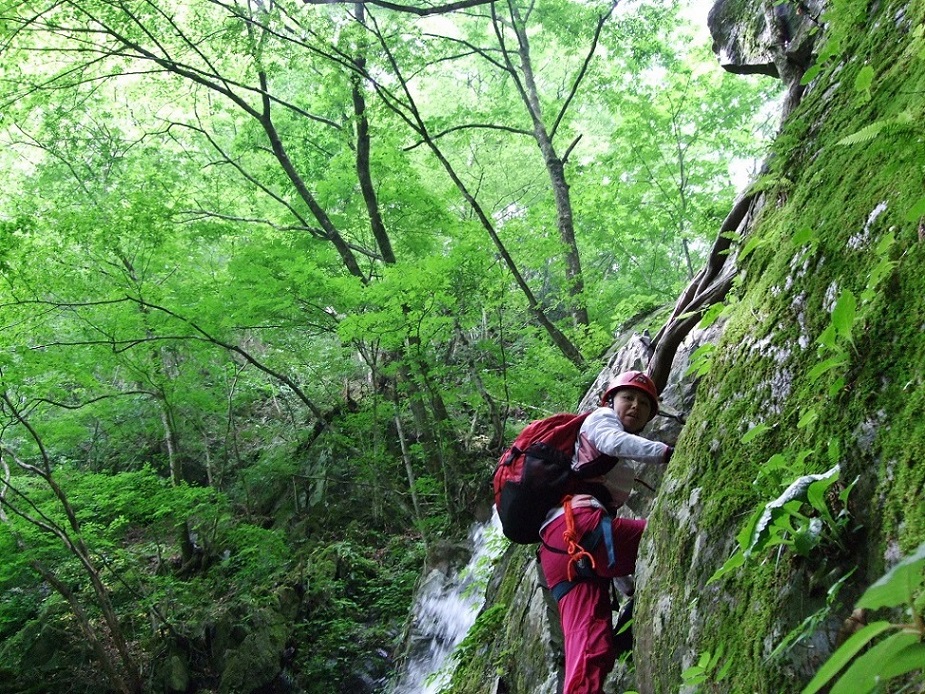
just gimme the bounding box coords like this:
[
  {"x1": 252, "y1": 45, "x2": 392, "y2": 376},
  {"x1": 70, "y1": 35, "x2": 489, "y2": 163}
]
[{"x1": 492, "y1": 411, "x2": 591, "y2": 543}]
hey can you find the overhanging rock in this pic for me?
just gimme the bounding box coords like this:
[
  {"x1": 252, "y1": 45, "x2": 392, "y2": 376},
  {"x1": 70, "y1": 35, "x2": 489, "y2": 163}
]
[{"x1": 708, "y1": 0, "x2": 823, "y2": 84}]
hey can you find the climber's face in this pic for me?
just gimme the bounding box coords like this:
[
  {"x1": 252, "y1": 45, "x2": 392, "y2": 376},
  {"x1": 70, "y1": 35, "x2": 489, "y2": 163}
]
[{"x1": 612, "y1": 389, "x2": 653, "y2": 433}]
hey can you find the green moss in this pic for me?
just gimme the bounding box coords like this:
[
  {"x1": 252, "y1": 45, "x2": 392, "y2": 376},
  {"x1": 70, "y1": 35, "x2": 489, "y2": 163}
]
[
  {"x1": 444, "y1": 544, "x2": 547, "y2": 694},
  {"x1": 468, "y1": 3, "x2": 925, "y2": 692},
  {"x1": 639, "y1": 0, "x2": 925, "y2": 688}
]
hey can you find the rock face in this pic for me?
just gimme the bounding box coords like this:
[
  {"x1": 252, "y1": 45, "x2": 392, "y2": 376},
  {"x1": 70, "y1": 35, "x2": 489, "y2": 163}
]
[
  {"x1": 708, "y1": 0, "x2": 822, "y2": 119},
  {"x1": 447, "y1": 0, "x2": 925, "y2": 690},
  {"x1": 635, "y1": 0, "x2": 925, "y2": 688},
  {"x1": 443, "y1": 321, "x2": 719, "y2": 694},
  {"x1": 707, "y1": 0, "x2": 821, "y2": 79}
]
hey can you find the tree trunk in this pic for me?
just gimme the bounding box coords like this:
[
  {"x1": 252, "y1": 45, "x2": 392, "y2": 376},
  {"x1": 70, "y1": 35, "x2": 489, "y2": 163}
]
[
  {"x1": 506, "y1": 2, "x2": 589, "y2": 327},
  {"x1": 0, "y1": 432, "x2": 143, "y2": 694},
  {"x1": 258, "y1": 74, "x2": 367, "y2": 282},
  {"x1": 353, "y1": 3, "x2": 395, "y2": 265},
  {"x1": 160, "y1": 400, "x2": 182, "y2": 486},
  {"x1": 394, "y1": 407, "x2": 426, "y2": 551},
  {"x1": 30, "y1": 560, "x2": 141, "y2": 694},
  {"x1": 367, "y1": 23, "x2": 586, "y2": 368}
]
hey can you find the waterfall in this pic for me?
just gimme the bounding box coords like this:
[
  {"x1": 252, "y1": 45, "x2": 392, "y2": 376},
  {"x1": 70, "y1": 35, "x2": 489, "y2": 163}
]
[{"x1": 390, "y1": 511, "x2": 505, "y2": 693}]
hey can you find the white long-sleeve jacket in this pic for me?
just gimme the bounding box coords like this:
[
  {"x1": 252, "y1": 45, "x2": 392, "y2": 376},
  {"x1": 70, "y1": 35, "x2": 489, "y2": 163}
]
[{"x1": 543, "y1": 406, "x2": 670, "y2": 524}]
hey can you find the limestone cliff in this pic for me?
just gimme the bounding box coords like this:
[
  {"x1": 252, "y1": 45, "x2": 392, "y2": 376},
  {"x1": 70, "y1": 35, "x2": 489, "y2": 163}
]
[{"x1": 445, "y1": 0, "x2": 925, "y2": 689}]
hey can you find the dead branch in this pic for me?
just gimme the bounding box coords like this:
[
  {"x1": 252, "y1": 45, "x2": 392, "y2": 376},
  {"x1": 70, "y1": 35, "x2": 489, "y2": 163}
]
[{"x1": 646, "y1": 190, "x2": 758, "y2": 392}]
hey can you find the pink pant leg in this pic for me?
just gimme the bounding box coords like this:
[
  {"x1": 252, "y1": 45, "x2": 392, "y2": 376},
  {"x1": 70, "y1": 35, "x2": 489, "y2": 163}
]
[
  {"x1": 539, "y1": 508, "x2": 648, "y2": 694},
  {"x1": 557, "y1": 581, "x2": 616, "y2": 694},
  {"x1": 599, "y1": 516, "x2": 647, "y2": 577}
]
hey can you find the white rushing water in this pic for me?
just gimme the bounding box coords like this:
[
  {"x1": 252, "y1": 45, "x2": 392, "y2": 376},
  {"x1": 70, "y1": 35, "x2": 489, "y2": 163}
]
[{"x1": 391, "y1": 511, "x2": 505, "y2": 694}]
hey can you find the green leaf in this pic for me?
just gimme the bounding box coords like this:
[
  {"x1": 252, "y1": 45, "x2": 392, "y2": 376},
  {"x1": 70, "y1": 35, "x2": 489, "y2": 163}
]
[
  {"x1": 698, "y1": 302, "x2": 726, "y2": 329},
  {"x1": 681, "y1": 666, "x2": 707, "y2": 685},
  {"x1": 862, "y1": 256, "x2": 896, "y2": 303},
  {"x1": 795, "y1": 449, "x2": 815, "y2": 468},
  {"x1": 737, "y1": 505, "x2": 766, "y2": 548},
  {"x1": 879, "y1": 640, "x2": 925, "y2": 679},
  {"x1": 906, "y1": 195, "x2": 925, "y2": 222},
  {"x1": 753, "y1": 453, "x2": 790, "y2": 489},
  {"x1": 836, "y1": 120, "x2": 885, "y2": 146},
  {"x1": 740, "y1": 233, "x2": 767, "y2": 260},
  {"x1": 875, "y1": 231, "x2": 896, "y2": 257},
  {"x1": 816, "y1": 322, "x2": 839, "y2": 352},
  {"x1": 838, "y1": 476, "x2": 858, "y2": 505},
  {"x1": 801, "y1": 621, "x2": 894, "y2": 694},
  {"x1": 709, "y1": 643, "x2": 725, "y2": 669},
  {"x1": 808, "y1": 355, "x2": 847, "y2": 382},
  {"x1": 857, "y1": 540, "x2": 925, "y2": 609},
  {"x1": 801, "y1": 63, "x2": 822, "y2": 85},
  {"x1": 806, "y1": 471, "x2": 839, "y2": 510},
  {"x1": 685, "y1": 343, "x2": 717, "y2": 378},
  {"x1": 831, "y1": 290, "x2": 856, "y2": 343},
  {"x1": 829, "y1": 631, "x2": 920, "y2": 694},
  {"x1": 792, "y1": 519, "x2": 822, "y2": 556},
  {"x1": 827, "y1": 376, "x2": 846, "y2": 397},
  {"x1": 791, "y1": 225, "x2": 816, "y2": 246},
  {"x1": 797, "y1": 408, "x2": 819, "y2": 429},
  {"x1": 806, "y1": 474, "x2": 839, "y2": 526},
  {"x1": 708, "y1": 548, "x2": 745, "y2": 584},
  {"x1": 853, "y1": 65, "x2": 874, "y2": 94},
  {"x1": 742, "y1": 423, "x2": 772, "y2": 443},
  {"x1": 827, "y1": 437, "x2": 841, "y2": 465}
]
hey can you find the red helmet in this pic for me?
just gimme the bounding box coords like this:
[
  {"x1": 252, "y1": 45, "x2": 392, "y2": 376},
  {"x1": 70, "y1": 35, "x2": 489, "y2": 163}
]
[{"x1": 601, "y1": 370, "x2": 659, "y2": 419}]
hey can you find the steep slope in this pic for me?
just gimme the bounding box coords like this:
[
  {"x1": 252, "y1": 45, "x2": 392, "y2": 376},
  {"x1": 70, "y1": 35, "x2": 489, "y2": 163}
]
[
  {"x1": 446, "y1": 0, "x2": 925, "y2": 690},
  {"x1": 636, "y1": 0, "x2": 925, "y2": 688}
]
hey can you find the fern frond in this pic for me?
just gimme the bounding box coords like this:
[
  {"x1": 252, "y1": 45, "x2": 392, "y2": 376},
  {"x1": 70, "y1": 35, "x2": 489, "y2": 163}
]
[
  {"x1": 836, "y1": 110, "x2": 920, "y2": 146},
  {"x1": 837, "y1": 121, "x2": 886, "y2": 146}
]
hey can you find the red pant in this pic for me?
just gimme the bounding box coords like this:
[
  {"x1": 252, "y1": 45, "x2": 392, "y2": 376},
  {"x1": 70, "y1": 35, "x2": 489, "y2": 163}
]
[{"x1": 538, "y1": 507, "x2": 646, "y2": 694}]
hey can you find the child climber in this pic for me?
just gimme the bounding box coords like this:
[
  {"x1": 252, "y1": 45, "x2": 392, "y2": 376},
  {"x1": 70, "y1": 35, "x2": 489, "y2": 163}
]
[{"x1": 538, "y1": 370, "x2": 673, "y2": 694}]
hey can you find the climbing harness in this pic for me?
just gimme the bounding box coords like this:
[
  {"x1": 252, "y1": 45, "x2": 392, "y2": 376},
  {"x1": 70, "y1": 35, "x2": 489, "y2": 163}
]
[{"x1": 544, "y1": 497, "x2": 617, "y2": 602}]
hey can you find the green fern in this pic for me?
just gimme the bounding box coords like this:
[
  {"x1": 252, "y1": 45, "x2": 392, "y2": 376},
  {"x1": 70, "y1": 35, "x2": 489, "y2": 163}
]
[{"x1": 837, "y1": 109, "x2": 919, "y2": 146}]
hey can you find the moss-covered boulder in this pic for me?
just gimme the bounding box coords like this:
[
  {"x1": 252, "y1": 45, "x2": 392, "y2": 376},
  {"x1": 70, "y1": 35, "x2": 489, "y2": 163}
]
[{"x1": 217, "y1": 607, "x2": 289, "y2": 693}]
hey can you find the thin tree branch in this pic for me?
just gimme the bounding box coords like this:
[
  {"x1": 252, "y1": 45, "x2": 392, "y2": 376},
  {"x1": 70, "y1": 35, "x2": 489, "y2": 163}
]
[
  {"x1": 405, "y1": 122, "x2": 534, "y2": 150},
  {"x1": 550, "y1": 0, "x2": 618, "y2": 140},
  {"x1": 301, "y1": 0, "x2": 495, "y2": 16},
  {"x1": 11, "y1": 3, "x2": 340, "y2": 129},
  {"x1": 30, "y1": 391, "x2": 159, "y2": 410},
  {"x1": 209, "y1": 0, "x2": 362, "y2": 79},
  {"x1": 646, "y1": 190, "x2": 759, "y2": 391},
  {"x1": 126, "y1": 296, "x2": 331, "y2": 424},
  {"x1": 177, "y1": 209, "x2": 385, "y2": 261},
  {"x1": 178, "y1": 209, "x2": 326, "y2": 235},
  {"x1": 351, "y1": 2, "x2": 395, "y2": 264},
  {"x1": 365, "y1": 9, "x2": 585, "y2": 367},
  {"x1": 167, "y1": 119, "x2": 321, "y2": 236},
  {"x1": 257, "y1": 70, "x2": 368, "y2": 280},
  {"x1": 562, "y1": 133, "x2": 582, "y2": 164}
]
